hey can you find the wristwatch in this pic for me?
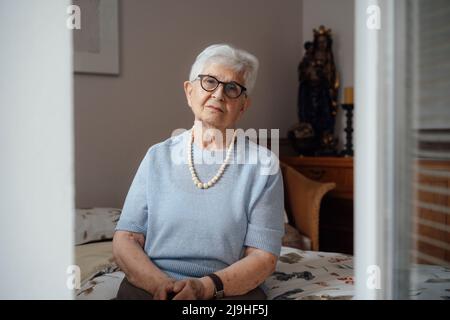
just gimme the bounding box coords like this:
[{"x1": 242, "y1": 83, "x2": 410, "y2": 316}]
[{"x1": 206, "y1": 273, "x2": 224, "y2": 299}]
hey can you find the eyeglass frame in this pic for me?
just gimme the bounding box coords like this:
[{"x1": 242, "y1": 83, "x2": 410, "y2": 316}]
[{"x1": 196, "y1": 74, "x2": 247, "y2": 99}]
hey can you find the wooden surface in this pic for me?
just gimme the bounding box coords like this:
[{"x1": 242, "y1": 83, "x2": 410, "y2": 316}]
[{"x1": 280, "y1": 156, "x2": 353, "y2": 199}]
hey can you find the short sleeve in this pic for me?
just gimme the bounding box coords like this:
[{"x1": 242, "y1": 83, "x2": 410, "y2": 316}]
[
  {"x1": 115, "y1": 151, "x2": 149, "y2": 235},
  {"x1": 244, "y1": 168, "x2": 285, "y2": 256}
]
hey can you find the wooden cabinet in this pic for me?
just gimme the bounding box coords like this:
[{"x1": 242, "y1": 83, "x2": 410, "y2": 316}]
[{"x1": 281, "y1": 156, "x2": 354, "y2": 254}]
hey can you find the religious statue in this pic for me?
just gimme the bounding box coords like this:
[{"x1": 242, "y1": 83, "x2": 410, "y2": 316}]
[{"x1": 289, "y1": 25, "x2": 340, "y2": 156}]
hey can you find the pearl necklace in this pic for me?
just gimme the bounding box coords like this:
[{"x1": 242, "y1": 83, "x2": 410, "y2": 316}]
[{"x1": 187, "y1": 129, "x2": 236, "y2": 189}]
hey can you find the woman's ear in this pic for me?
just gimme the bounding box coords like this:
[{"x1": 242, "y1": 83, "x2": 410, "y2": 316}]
[
  {"x1": 236, "y1": 96, "x2": 251, "y2": 120},
  {"x1": 242, "y1": 96, "x2": 251, "y2": 111},
  {"x1": 184, "y1": 81, "x2": 193, "y2": 107}
]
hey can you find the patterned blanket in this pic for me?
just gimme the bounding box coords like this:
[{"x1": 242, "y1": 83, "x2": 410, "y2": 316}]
[
  {"x1": 75, "y1": 243, "x2": 449, "y2": 300},
  {"x1": 264, "y1": 247, "x2": 354, "y2": 300}
]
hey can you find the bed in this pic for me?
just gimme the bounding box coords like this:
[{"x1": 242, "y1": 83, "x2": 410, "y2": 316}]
[
  {"x1": 73, "y1": 204, "x2": 353, "y2": 300},
  {"x1": 73, "y1": 206, "x2": 357, "y2": 300},
  {"x1": 74, "y1": 240, "x2": 355, "y2": 300},
  {"x1": 75, "y1": 240, "x2": 449, "y2": 300}
]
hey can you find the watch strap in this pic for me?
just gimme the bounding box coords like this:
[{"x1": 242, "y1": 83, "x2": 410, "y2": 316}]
[{"x1": 206, "y1": 273, "x2": 224, "y2": 299}]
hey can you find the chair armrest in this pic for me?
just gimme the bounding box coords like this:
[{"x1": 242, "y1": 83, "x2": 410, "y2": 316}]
[{"x1": 281, "y1": 162, "x2": 336, "y2": 251}]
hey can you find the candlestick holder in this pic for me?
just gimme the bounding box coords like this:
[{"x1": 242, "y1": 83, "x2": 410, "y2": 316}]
[{"x1": 340, "y1": 103, "x2": 354, "y2": 157}]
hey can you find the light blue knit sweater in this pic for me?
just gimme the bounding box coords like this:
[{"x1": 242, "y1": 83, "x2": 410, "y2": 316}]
[{"x1": 116, "y1": 130, "x2": 284, "y2": 280}]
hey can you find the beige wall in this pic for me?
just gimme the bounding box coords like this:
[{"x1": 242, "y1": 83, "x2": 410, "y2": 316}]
[
  {"x1": 302, "y1": 0, "x2": 355, "y2": 150},
  {"x1": 75, "y1": 0, "x2": 303, "y2": 208}
]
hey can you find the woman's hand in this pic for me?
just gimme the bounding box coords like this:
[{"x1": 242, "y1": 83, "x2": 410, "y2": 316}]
[
  {"x1": 171, "y1": 278, "x2": 209, "y2": 300},
  {"x1": 152, "y1": 278, "x2": 176, "y2": 300}
]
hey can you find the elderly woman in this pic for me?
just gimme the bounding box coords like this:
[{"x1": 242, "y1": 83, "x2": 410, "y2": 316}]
[{"x1": 113, "y1": 44, "x2": 284, "y2": 300}]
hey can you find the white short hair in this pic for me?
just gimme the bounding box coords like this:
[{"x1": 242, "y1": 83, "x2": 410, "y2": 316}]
[{"x1": 189, "y1": 44, "x2": 259, "y2": 94}]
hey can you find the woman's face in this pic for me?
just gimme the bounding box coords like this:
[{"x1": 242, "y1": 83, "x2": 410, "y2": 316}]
[{"x1": 184, "y1": 63, "x2": 251, "y2": 130}]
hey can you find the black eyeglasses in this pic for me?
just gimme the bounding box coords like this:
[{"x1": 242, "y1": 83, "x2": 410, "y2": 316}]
[{"x1": 197, "y1": 74, "x2": 247, "y2": 99}]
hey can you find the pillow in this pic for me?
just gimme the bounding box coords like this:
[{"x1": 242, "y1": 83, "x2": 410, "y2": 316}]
[
  {"x1": 282, "y1": 223, "x2": 312, "y2": 250},
  {"x1": 75, "y1": 207, "x2": 121, "y2": 245}
]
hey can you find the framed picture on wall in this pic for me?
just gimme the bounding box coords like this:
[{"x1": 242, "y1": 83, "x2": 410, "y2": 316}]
[{"x1": 73, "y1": 0, "x2": 119, "y2": 75}]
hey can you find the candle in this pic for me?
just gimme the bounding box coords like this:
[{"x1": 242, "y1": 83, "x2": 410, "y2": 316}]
[{"x1": 344, "y1": 87, "x2": 354, "y2": 104}]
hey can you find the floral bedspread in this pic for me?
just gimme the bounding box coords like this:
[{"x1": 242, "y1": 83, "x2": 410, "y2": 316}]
[
  {"x1": 76, "y1": 245, "x2": 449, "y2": 300},
  {"x1": 264, "y1": 247, "x2": 354, "y2": 300}
]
